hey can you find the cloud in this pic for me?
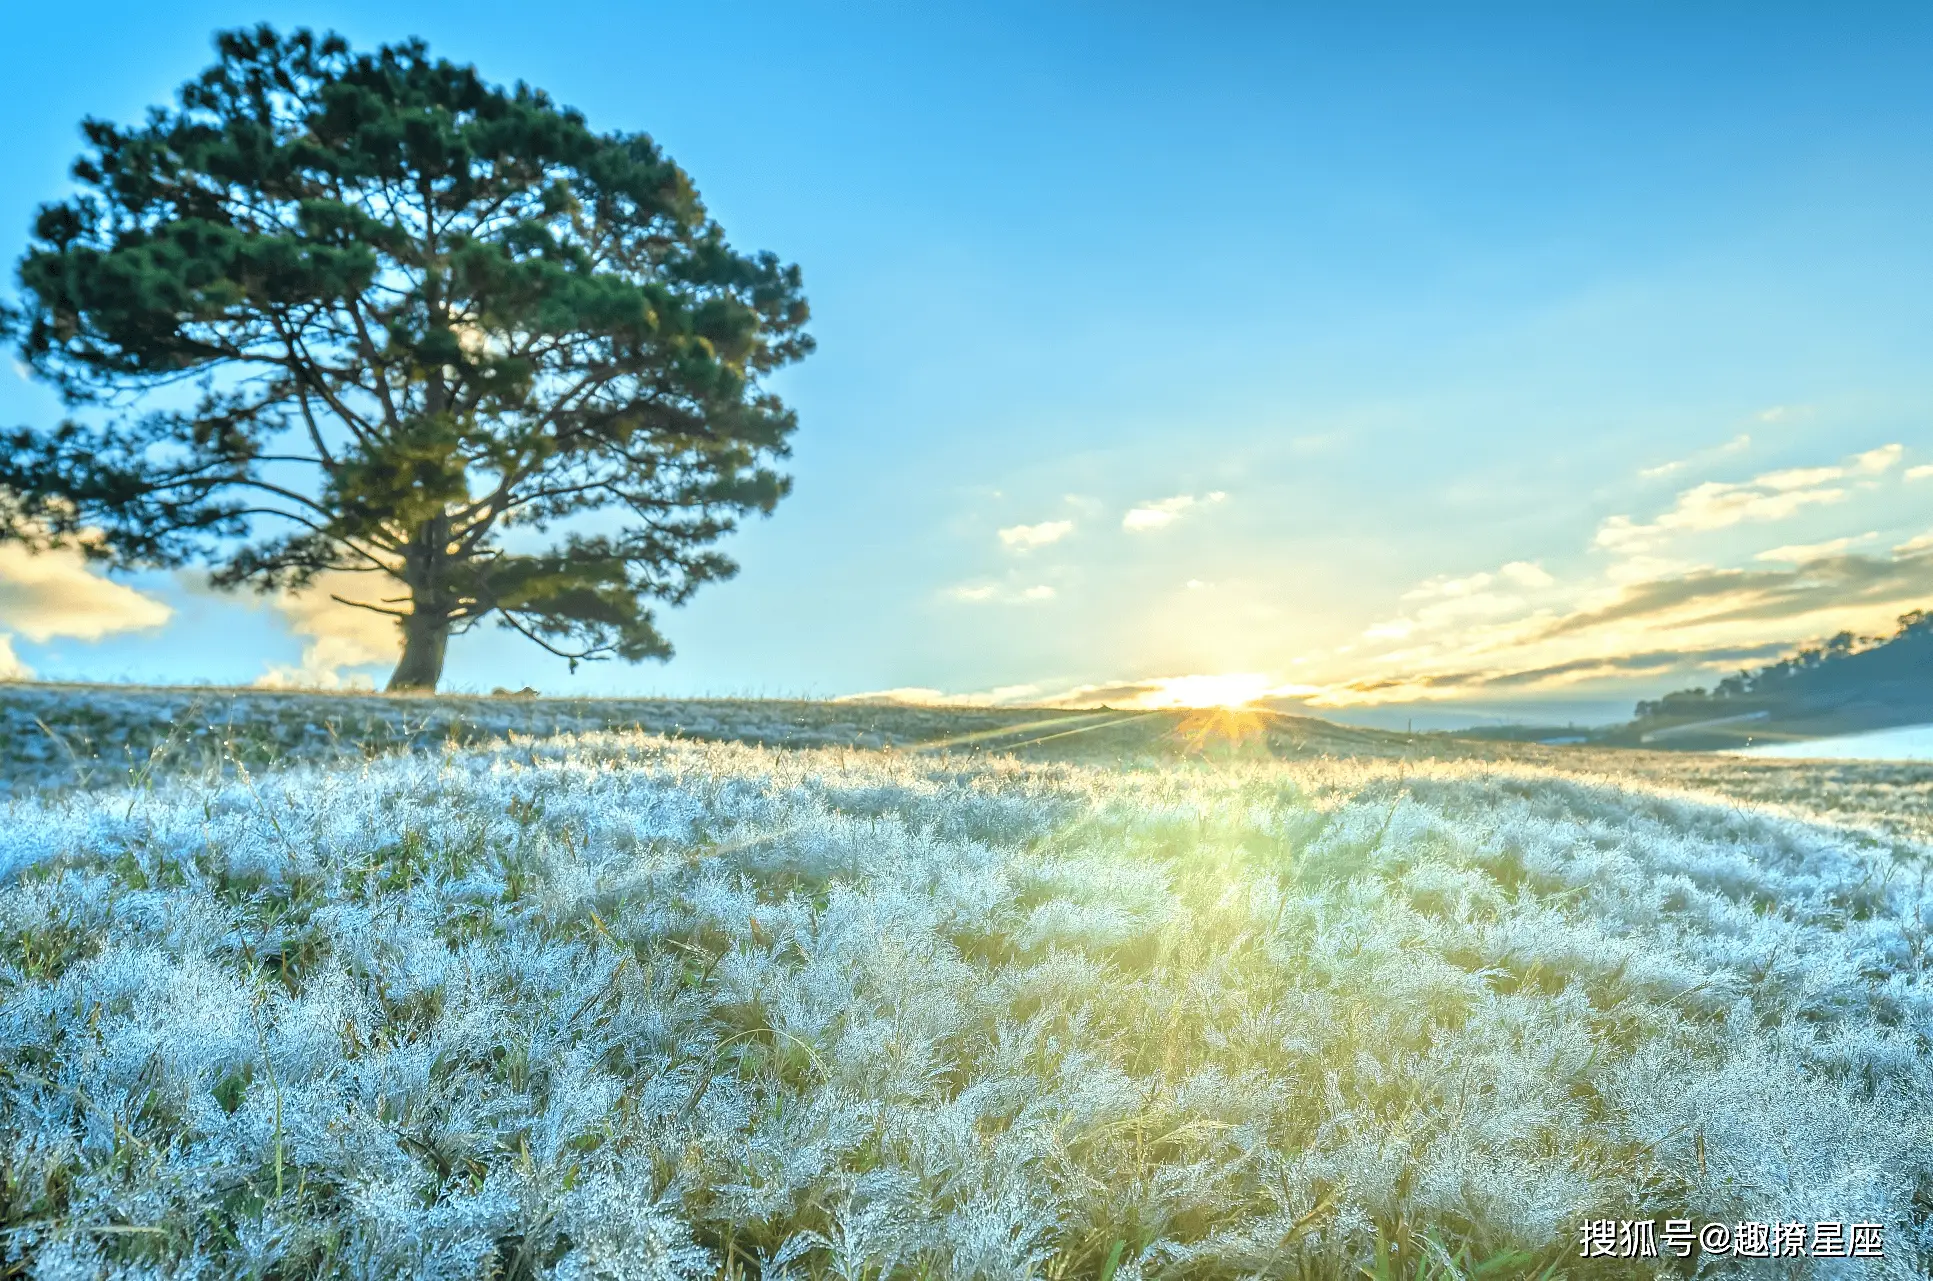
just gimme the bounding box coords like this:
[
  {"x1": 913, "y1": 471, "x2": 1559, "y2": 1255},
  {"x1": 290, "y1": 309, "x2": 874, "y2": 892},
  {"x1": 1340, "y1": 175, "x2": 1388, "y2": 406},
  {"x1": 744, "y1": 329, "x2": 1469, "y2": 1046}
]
[
  {"x1": 1259, "y1": 442, "x2": 1930, "y2": 711},
  {"x1": 1850, "y1": 444, "x2": 1903, "y2": 474},
  {"x1": 1307, "y1": 527, "x2": 1933, "y2": 709},
  {"x1": 1596, "y1": 443, "x2": 1900, "y2": 554},
  {"x1": 1323, "y1": 643, "x2": 1798, "y2": 700},
  {"x1": 1895, "y1": 531, "x2": 1933, "y2": 555},
  {"x1": 1123, "y1": 497, "x2": 1192, "y2": 532},
  {"x1": 1499, "y1": 561, "x2": 1555, "y2": 588},
  {"x1": 1639, "y1": 432, "x2": 1751, "y2": 480},
  {"x1": 1400, "y1": 563, "x2": 1551, "y2": 601},
  {"x1": 1363, "y1": 618, "x2": 1417, "y2": 641},
  {"x1": 1535, "y1": 549, "x2": 1933, "y2": 641},
  {"x1": 1366, "y1": 558, "x2": 1566, "y2": 644},
  {"x1": 834, "y1": 684, "x2": 1044, "y2": 707},
  {"x1": 1402, "y1": 571, "x2": 1494, "y2": 601},
  {"x1": 1473, "y1": 645, "x2": 1792, "y2": 689},
  {"x1": 945, "y1": 582, "x2": 1057, "y2": 606},
  {"x1": 0, "y1": 634, "x2": 28, "y2": 680},
  {"x1": 1595, "y1": 484, "x2": 1845, "y2": 552},
  {"x1": 255, "y1": 572, "x2": 399, "y2": 689},
  {"x1": 1122, "y1": 492, "x2": 1225, "y2": 532},
  {"x1": 0, "y1": 543, "x2": 172, "y2": 643},
  {"x1": 1754, "y1": 533, "x2": 1877, "y2": 563},
  {"x1": 1907, "y1": 465, "x2": 1933, "y2": 482},
  {"x1": 998, "y1": 520, "x2": 1073, "y2": 550}
]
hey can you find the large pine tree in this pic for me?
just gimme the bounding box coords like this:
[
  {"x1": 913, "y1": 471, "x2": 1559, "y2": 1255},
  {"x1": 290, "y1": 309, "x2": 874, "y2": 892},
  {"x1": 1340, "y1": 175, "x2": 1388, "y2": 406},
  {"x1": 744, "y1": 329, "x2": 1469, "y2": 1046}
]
[{"x1": 1, "y1": 26, "x2": 812, "y2": 690}]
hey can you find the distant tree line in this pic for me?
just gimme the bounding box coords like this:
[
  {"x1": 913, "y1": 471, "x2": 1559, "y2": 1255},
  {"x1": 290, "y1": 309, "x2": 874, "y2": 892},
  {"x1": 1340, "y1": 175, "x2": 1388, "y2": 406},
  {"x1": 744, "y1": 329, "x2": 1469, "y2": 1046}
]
[{"x1": 1633, "y1": 609, "x2": 1932, "y2": 722}]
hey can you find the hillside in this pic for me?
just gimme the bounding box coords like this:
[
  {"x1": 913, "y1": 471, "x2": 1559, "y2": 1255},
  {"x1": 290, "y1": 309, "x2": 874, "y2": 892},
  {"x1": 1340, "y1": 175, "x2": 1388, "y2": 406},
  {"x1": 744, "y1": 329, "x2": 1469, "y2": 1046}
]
[{"x1": 1606, "y1": 610, "x2": 1933, "y2": 750}]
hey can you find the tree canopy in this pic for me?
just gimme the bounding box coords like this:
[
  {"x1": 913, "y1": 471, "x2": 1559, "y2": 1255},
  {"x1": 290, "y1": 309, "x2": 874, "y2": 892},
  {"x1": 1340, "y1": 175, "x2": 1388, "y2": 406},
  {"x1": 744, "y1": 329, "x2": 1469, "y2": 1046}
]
[
  {"x1": 1633, "y1": 609, "x2": 1932, "y2": 721},
  {"x1": 1, "y1": 25, "x2": 812, "y2": 690}
]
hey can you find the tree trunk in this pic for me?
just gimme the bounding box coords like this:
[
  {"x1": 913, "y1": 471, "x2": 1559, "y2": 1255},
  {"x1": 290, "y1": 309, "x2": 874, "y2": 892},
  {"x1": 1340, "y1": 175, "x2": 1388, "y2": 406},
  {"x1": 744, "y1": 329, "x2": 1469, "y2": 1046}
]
[{"x1": 386, "y1": 610, "x2": 450, "y2": 692}]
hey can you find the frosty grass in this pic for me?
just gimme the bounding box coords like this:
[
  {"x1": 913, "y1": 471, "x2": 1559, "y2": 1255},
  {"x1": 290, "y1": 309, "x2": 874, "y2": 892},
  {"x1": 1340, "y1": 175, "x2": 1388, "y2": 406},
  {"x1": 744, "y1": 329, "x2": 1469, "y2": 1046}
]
[{"x1": 2, "y1": 702, "x2": 1931, "y2": 1277}]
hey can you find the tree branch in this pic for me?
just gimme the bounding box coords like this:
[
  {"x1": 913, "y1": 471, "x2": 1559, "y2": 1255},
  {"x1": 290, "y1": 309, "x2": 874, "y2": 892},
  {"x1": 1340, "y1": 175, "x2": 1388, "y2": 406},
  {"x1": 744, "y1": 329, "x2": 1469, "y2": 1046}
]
[
  {"x1": 496, "y1": 608, "x2": 615, "y2": 663},
  {"x1": 328, "y1": 592, "x2": 411, "y2": 618}
]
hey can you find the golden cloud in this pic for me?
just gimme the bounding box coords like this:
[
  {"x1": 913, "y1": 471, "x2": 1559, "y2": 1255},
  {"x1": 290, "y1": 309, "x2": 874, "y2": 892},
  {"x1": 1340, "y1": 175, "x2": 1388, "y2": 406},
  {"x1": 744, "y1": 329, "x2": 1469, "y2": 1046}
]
[
  {"x1": 254, "y1": 572, "x2": 401, "y2": 690},
  {"x1": 0, "y1": 543, "x2": 172, "y2": 643}
]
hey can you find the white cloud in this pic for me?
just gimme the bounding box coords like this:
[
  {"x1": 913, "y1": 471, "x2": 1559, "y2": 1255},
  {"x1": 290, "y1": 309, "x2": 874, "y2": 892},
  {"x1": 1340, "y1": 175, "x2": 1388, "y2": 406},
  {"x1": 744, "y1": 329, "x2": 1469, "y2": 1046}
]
[
  {"x1": 1753, "y1": 466, "x2": 1843, "y2": 492},
  {"x1": 1906, "y1": 465, "x2": 1933, "y2": 482},
  {"x1": 834, "y1": 683, "x2": 1043, "y2": 707},
  {"x1": 1375, "y1": 559, "x2": 1561, "y2": 643},
  {"x1": 945, "y1": 582, "x2": 1056, "y2": 606},
  {"x1": 1850, "y1": 444, "x2": 1903, "y2": 474},
  {"x1": 1403, "y1": 572, "x2": 1492, "y2": 601},
  {"x1": 1123, "y1": 496, "x2": 1194, "y2": 532},
  {"x1": 997, "y1": 520, "x2": 1073, "y2": 550},
  {"x1": 1626, "y1": 479, "x2": 1844, "y2": 538},
  {"x1": 255, "y1": 572, "x2": 398, "y2": 689},
  {"x1": 1404, "y1": 563, "x2": 1552, "y2": 600},
  {"x1": 1640, "y1": 432, "x2": 1750, "y2": 479},
  {"x1": 0, "y1": 634, "x2": 29, "y2": 680},
  {"x1": 1122, "y1": 492, "x2": 1225, "y2": 532},
  {"x1": 1754, "y1": 533, "x2": 1877, "y2": 563},
  {"x1": 1596, "y1": 444, "x2": 1898, "y2": 553},
  {"x1": 1500, "y1": 561, "x2": 1555, "y2": 588},
  {"x1": 0, "y1": 543, "x2": 172, "y2": 643},
  {"x1": 1894, "y1": 531, "x2": 1933, "y2": 555}
]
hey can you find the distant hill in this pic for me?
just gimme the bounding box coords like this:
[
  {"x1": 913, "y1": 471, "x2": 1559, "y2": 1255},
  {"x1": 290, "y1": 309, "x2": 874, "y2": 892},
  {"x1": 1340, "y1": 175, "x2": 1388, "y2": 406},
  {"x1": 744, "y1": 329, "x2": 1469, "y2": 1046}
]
[{"x1": 1602, "y1": 610, "x2": 1933, "y2": 750}]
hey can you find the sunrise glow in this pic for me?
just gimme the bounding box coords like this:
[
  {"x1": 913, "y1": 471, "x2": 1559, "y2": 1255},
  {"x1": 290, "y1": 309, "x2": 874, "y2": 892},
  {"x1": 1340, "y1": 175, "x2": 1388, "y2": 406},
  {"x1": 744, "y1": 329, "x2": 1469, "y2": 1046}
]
[{"x1": 1114, "y1": 672, "x2": 1276, "y2": 710}]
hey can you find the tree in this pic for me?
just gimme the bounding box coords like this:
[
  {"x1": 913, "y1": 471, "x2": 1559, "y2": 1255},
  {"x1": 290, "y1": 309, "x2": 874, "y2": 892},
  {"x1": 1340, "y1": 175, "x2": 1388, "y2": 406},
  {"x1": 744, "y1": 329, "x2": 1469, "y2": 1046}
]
[{"x1": 1, "y1": 26, "x2": 812, "y2": 691}]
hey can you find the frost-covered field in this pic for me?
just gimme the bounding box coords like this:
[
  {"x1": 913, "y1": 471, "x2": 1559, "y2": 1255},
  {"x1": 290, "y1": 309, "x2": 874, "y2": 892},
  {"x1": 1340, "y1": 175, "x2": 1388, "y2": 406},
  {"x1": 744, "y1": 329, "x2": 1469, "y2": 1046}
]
[
  {"x1": 0, "y1": 684, "x2": 1113, "y2": 796},
  {"x1": 3, "y1": 691, "x2": 1932, "y2": 1278}
]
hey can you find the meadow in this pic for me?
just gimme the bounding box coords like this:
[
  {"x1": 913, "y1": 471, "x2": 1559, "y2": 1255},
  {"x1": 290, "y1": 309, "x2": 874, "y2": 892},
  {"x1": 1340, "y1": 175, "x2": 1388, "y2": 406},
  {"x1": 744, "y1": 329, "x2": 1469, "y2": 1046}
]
[{"x1": 2, "y1": 685, "x2": 1930, "y2": 1279}]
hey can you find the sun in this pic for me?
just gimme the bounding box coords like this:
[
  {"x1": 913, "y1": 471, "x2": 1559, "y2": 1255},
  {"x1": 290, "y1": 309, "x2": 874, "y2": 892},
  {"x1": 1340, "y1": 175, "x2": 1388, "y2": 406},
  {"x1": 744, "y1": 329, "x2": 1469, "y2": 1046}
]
[
  {"x1": 1112, "y1": 673, "x2": 1282, "y2": 755},
  {"x1": 1131, "y1": 673, "x2": 1276, "y2": 709}
]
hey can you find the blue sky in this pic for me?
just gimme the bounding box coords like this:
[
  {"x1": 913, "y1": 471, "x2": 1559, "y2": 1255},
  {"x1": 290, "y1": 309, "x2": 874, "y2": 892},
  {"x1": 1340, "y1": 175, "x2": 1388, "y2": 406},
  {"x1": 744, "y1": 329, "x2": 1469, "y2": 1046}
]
[{"x1": 2, "y1": 3, "x2": 1931, "y2": 726}]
